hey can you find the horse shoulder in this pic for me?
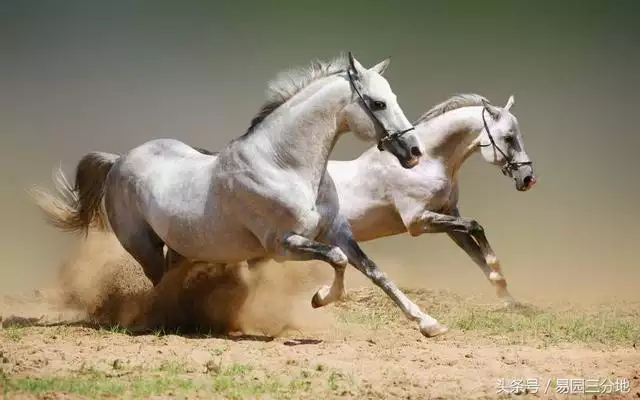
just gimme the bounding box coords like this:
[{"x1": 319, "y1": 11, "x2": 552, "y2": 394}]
[
  {"x1": 389, "y1": 160, "x2": 450, "y2": 203},
  {"x1": 387, "y1": 160, "x2": 454, "y2": 226}
]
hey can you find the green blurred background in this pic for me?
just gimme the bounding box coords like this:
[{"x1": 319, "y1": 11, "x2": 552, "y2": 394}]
[{"x1": 1, "y1": 0, "x2": 638, "y2": 301}]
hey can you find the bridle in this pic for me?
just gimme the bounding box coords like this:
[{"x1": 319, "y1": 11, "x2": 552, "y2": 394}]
[
  {"x1": 479, "y1": 107, "x2": 532, "y2": 177},
  {"x1": 346, "y1": 66, "x2": 415, "y2": 151}
]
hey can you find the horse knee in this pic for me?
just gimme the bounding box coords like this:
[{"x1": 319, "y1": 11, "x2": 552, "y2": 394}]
[{"x1": 468, "y1": 219, "x2": 484, "y2": 235}]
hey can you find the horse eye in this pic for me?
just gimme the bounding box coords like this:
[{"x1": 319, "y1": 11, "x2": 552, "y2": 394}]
[{"x1": 371, "y1": 100, "x2": 387, "y2": 111}]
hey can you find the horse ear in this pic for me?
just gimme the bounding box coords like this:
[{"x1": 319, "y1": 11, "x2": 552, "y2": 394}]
[
  {"x1": 504, "y1": 95, "x2": 515, "y2": 111},
  {"x1": 482, "y1": 98, "x2": 501, "y2": 119},
  {"x1": 348, "y1": 52, "x2": 365, "y2": 79},
  {"x1": 370, "y1": 57, "x2": 391, "y2": 75}
]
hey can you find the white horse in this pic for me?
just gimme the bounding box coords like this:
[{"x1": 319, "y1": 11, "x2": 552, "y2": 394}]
[
  {"x1": 35, "y1": 53, "x2": 456, "y2": 337},
  {"x1": 180, "y1": 94, "x2": 535, "y2": 305},
  {"x1": 329, "y1": 93, "x2": 536, "y2": 305}
]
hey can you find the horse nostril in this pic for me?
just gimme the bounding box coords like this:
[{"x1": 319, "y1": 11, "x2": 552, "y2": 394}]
[
  {"x1": 523, "y1": 175, "x2": 534, "y2": 188},
  {"x1": 410, "y1": 146, "x2": 422, "y2": 157}
]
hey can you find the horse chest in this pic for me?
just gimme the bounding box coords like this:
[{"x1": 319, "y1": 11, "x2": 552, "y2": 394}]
[{"x1": 229, "y1": 169, "x2": 334, "y2": 241}]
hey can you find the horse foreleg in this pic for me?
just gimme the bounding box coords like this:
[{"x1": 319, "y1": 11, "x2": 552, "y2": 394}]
[
  {"x1": 407, "y1": 207, "x2": 516, "y2": 305},
  {"x1": 446, "y1": 231, "x2": 517, "y2": 305},
  {"x1": 278, "y1": 232, "x2": 348, "y2": 308},
  {"x1": 324, "y1": 217, "x2": 448, "y2": 338}
]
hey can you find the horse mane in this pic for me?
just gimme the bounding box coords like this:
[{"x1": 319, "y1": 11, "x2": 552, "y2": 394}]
[
  {"x1": 239, "y1": 53, "x2": 349, "y2": 138},
  {"x1": 191, "y1": 146, "x2": 218, "y2": 156},
  {"x1": 414, "y1": 93, "x2": 490, "y2": 125}
]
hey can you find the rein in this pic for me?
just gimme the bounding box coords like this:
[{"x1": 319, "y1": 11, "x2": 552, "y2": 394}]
[
  {"x1": 346, "y1": 65, "x2": 415, "y2": 151},
  {"x1": 479, "y1": 107, "x2": 532, "y2": 177}
]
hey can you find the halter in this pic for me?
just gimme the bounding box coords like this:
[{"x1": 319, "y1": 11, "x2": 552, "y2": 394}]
[
  {"x1": 346, "y1": 67, "x2": 415, "y2": 151},
  {"x1": 479, "y1": 107, "x2": 532, "y2": 177}
]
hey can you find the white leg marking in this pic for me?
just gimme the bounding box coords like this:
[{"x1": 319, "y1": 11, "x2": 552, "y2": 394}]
[{"x1": 385, "y1": 284, "x2": 449, "y2": 338}]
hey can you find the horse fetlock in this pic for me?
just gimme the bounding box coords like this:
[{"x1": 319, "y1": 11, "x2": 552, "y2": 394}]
[
  {"x1": 489, "y1": 270, "x2": 506, "y2": 283},
  {"x1": 327, "y1": 247, "x2": 348, "y2": 267},
  {"x1": 488, "y1": 258, "x2": 506, "y2": 284}
]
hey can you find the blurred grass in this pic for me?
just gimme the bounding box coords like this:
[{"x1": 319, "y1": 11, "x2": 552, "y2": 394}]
[
  {"x1": 0, "y1": 360, "x2": 358, "y2": 399},
  {"x1": 334, "y1": 287, "x2": 640, "y2": 346}
]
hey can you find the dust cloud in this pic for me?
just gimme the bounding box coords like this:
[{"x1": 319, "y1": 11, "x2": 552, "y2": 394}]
[{"x1": 1, "y1": 231, "x2": 336, "y2": 336}]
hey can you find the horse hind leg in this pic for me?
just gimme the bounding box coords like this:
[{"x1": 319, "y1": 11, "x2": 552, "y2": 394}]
[
  {"x1": 121, "y1": 227, "x2": 166, "y2": 286},
  {"x1": 109, "y1": 210, "x2": 166, "y2": 286},
  {"x1": 277, "y1": 232, "x2": 348, "y2": 308}
]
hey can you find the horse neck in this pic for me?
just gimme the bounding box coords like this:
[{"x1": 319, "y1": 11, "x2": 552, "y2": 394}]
[
  {"x1": 416, "y1": 106, "x2": 485, "y2": 179},
  {"x1": 245, "y1": 76, "x2": 350, "y2": 189}
]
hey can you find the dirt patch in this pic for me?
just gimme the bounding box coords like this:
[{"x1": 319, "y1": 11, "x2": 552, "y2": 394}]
[
  {"x1": 1, "y1": 306, "x2": 638, "y2": 399},
  {"x1": 1, "y1": 233, "x2": 639, "y2": 398}
]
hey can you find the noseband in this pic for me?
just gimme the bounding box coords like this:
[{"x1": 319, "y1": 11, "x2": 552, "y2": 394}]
[
  {"x1": 346, "y1": 67, "x2": 415, "y2": 151},
  {"x1": 479, "y1": 107, "x2": 532, "y2": 177}
]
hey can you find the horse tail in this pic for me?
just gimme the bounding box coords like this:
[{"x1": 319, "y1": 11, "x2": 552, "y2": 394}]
[{"x1": 30, "y1": 151, "x2": 119, "y2": 234}]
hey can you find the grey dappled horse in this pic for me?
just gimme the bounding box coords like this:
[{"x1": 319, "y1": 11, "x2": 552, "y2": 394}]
[{"x1": 35, "y1": 53, "x2": 455, "y2": 337}]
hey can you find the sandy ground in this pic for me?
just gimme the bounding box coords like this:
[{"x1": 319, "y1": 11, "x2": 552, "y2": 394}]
[{"x1": 1, "y1": 232, "x2": 639, "y2": 399}]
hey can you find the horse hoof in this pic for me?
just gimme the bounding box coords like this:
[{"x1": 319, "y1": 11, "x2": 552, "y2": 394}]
[
  {"x1": 502, "y1": 300, "x2": 534, "y2": 312},
  {"x1": 311, "y1": 293, "x2": 323, "y2": 309},
  {"x1": 499, "y1": 294, "x2": 525, "y2": 309},
  {"x1": 420, "y1": 322, "x2": 449, "y2": 338}
]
